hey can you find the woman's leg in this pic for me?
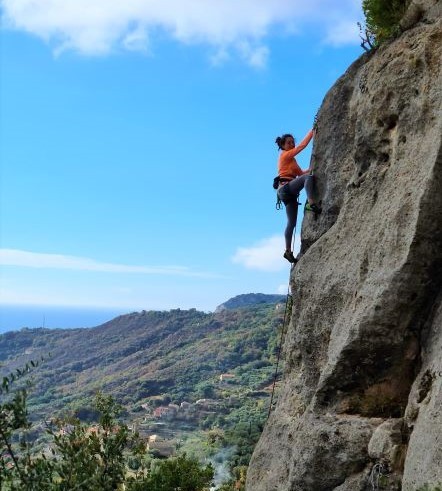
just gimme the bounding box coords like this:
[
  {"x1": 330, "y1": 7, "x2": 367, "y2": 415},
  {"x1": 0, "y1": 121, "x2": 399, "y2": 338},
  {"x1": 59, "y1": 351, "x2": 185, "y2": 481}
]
[
  {"x1": 287, "y1": 174, "x2": 309, "y2": 196},
  {"x1": 284, "y1": 200, "x2": 298, "y2": 251},
  {"x1": 282, "y1": 174, "x2": 318, "y2": 256},
  {"x1": 287, "y1": 174, "x2": 316, "y2": 204},
  {"x1": 303, "y1": 175, "x2": 322, "y2": 213},
  {"x1": 281, "y1": 176, "x2": 307, "y2": 251},
  {"x1": 290, "y1": 173, "x2": 321, "y2": 213}
]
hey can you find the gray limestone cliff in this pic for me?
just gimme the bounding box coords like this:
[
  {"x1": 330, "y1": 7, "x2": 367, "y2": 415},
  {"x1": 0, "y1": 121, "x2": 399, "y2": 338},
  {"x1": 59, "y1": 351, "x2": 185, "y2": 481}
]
[{"x1": 247, "y1": 2, "x2": 442, "y2": 490}]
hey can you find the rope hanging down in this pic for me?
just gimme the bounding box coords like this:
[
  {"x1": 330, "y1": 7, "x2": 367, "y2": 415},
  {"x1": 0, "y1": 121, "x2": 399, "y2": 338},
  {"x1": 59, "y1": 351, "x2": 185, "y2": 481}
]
[
  {"x1": 267, "y1": 227, "x2": 297, "y2": 420},
  {"x1": 266, "y1": 288, "x2": 292, "y2": 419}
]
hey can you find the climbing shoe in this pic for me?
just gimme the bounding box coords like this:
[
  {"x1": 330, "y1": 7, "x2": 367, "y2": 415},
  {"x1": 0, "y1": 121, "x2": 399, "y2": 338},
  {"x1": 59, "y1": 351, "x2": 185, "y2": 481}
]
[
  {"x1": 283, "y1": 250, "x2": 297, "y2": 264},
  {"x1": 305, "y1": 202, "x2": 322, "y2": 214}
]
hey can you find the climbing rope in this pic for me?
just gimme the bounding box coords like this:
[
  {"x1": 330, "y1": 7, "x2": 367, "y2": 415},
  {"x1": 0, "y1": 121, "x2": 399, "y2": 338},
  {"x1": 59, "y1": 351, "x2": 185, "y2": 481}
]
[
  {"x1": 267, "y1": 228, "x2": 297, "y2": 420},
  {"x1": 369, "y1": 461, "x2": 389, "y2": 490},
  {"x1": 266, "y1": 285, "x2": 292, "y2": 420}
]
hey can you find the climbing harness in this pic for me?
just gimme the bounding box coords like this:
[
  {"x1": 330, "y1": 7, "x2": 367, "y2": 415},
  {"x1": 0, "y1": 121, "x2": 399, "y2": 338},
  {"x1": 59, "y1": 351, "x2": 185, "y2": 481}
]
[
  {"x1": 276, "y1": 195, "x2": 283, "y2": 210},
  {"x1": 275, "y1": 182, "x2": 302, "y2": 210},
  {"x1": 276, "y1": 193, "x2": 301, "y2": 210},
  {"x1": 274, "y1": 176, "x2": 299, "y2": 210}
]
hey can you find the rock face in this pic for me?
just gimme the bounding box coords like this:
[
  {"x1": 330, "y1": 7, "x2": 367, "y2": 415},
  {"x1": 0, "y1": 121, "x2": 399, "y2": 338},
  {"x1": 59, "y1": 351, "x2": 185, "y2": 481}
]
[{"x1": 246, "y1": 3, "x2": 442, "y2": 490}]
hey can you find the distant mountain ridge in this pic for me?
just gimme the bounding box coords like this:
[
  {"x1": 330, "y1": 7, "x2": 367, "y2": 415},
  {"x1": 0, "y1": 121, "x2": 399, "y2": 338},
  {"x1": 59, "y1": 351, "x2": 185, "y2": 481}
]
[{"x1": 215, "y1": 293, "x2": 285, "y2": 312}]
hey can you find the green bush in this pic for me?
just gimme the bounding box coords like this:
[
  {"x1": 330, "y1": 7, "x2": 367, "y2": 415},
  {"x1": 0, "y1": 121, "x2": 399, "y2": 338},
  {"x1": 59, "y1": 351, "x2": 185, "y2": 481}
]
[
  {"x1": 130, "y1": 454, "x2": 213, "y2": 491},
  {"x1": 362, "y1": 0, "x2": 409, "y2": 44},
  {"x1": 0, "y1": 367, "x2": 213, "y2": 490}
]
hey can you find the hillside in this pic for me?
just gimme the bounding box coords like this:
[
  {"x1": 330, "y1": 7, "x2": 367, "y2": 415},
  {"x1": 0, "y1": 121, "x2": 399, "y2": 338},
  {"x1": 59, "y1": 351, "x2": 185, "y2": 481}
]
[
  {"x1": 215, "y1": 293, "x2": 286, "y2": 312},
  {"x1": 0, "y1": 298, "x2": 286, "y2": 426},
  {"x1": 0, "y1": 303, "x2": 285, "y2": 412}
]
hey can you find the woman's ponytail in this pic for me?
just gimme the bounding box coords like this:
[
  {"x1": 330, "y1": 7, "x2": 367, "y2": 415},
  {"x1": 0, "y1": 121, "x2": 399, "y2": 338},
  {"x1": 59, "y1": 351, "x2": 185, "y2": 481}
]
[
  {"x1": 275, "y1": 134, "x2": 294, "y2": 150},
  {"x1": 275, "y1": 136, "x2": 283, "y2": 149}
]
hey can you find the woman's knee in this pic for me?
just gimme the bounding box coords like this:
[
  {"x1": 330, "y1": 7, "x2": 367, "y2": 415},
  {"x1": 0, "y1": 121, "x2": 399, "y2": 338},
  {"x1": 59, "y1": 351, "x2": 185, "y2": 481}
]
[{"x1": 289, "y1": 175, "x2": 307, "y2": 195}]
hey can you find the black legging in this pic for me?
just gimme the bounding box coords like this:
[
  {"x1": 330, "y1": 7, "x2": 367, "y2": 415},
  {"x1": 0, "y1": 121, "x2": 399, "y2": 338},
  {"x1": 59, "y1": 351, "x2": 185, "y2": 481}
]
[{"x1": 278, "y1": 174, "x2": 314, "y2": 250}]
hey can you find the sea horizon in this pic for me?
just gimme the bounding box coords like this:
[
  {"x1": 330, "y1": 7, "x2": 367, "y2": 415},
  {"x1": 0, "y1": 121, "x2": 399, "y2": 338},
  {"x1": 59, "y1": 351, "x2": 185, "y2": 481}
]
[{"x1": 0, "y1": 304, "x2": 129, "y2": 334}]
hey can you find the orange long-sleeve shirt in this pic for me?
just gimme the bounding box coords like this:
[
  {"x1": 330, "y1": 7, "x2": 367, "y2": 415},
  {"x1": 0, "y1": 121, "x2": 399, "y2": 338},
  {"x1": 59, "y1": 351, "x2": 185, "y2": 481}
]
[{"x1": 277, "y1": 129, "x2": 314, "y2": 180}]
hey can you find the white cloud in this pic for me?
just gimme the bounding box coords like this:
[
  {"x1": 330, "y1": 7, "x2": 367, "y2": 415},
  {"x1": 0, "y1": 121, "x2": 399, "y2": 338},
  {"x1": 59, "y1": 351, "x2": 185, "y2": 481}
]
[
  {"x1": 123, "y1": 24, "x2": 150, "y2": 53},
  {"x1": 232, "y1": 234, "x2": 301, "y2": 272},
  {"x1": 1, "y1": 0, "x2": 363, "y2": 64},
  {"x1": 0, "y1": 249, "x2": 223, "y2": 278},
  {"x1": 210, "y1": 46, "x2": 230, "y2": 66},
  {"x1": 277, "y1": 283, "x2": 290, "y2": 295},
  {"x1": 323, "y1": 19, "x2": 361, "y2": 47},
  {"x1": 237, "y1": 40, "x2": 269, "y2": 69}
]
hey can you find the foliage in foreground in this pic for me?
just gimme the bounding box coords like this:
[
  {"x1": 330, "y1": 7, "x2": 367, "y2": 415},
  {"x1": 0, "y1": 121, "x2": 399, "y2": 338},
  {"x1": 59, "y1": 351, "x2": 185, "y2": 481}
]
[
  {"x1": 0, "y1": 303, "x2": 284, "y2": 490},
  {"x1": 362, "y1": 0, "x2": 410, "y2": 45},
  {"x1": 0, "y1": 367, "x2": 213, "y2": 490}
]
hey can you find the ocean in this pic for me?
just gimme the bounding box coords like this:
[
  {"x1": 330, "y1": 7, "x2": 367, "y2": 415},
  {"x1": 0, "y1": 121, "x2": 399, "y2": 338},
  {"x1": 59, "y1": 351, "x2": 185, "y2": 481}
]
[{"x1": 0, "y1": 305, "x2": 129, "y2": 334}]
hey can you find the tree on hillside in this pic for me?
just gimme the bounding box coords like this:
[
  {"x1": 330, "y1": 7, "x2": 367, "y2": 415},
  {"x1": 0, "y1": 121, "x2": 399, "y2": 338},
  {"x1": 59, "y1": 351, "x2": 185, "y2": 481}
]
[
  {"x1": 129, "y1": 454, "x2": 214, "y2": 491},
  {"x1": 362, "y1": 0, "x2": 409, "y2": 44}
]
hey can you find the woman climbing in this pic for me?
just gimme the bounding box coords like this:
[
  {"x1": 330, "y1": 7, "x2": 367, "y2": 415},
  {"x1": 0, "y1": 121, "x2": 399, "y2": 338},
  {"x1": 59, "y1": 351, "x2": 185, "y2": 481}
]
[{"x1": 275, "y1": 128, "x2": 321, "y2": 264}]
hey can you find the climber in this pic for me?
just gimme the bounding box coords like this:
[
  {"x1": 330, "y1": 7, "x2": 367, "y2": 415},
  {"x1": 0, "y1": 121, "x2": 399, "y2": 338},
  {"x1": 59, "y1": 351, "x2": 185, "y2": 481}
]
[{"x1": 275, "y1": 128, "x2": 321, "y2": 264}]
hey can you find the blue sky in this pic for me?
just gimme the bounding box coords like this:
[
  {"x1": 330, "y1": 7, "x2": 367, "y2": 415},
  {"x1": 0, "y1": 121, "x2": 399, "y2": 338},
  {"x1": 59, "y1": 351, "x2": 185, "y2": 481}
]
[{"x1": 0, "y1": 0, "x2": 364, "y2": 315}]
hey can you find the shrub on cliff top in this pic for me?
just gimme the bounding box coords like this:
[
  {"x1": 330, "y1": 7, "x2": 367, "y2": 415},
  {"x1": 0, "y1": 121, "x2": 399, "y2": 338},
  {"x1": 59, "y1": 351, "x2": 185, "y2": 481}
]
[{"x1": 362, "y1": 0, "x2": 410, "y2": 44}]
